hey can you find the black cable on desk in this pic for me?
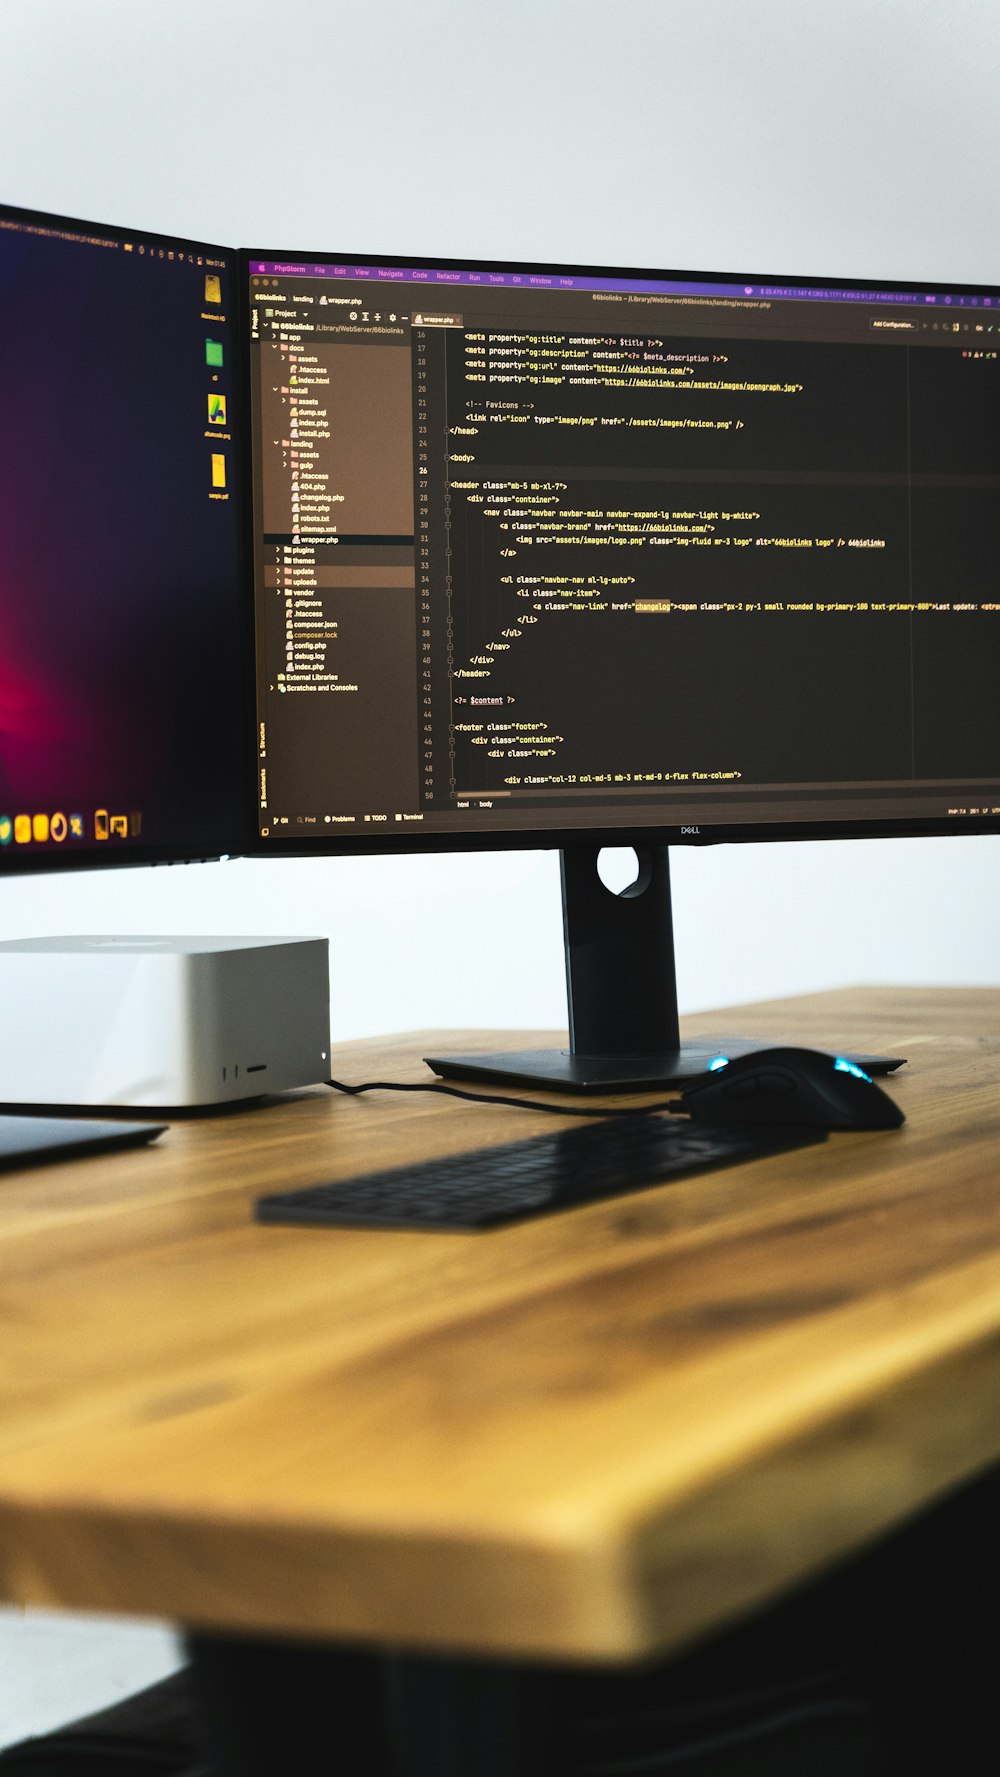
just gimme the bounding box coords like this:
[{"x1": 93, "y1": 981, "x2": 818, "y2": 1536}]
[{"x1": 327, "y1": 1077, "x2": 684, "y2": 1118}]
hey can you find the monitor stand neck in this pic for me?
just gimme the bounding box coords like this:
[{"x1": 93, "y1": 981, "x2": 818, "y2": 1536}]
[
  {"x1": 561, "y1": 842, "x2": 680, "y2": 1058},
  {"x1": 425, "y1": 844, "x2": 905, "y2": 1094}
]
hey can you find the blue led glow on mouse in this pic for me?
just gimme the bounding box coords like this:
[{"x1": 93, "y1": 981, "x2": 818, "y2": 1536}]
[
  {"x1": 834, "y1": 1056, "x2": 873, "y2": 1082},
  {"x1": 707, "y1": 1055, "x2": 730, "y2": 1072}
]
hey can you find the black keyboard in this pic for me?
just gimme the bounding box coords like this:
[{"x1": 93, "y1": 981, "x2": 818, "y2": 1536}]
[{"x1": 254, "y1": 1114, "x2": 826, "y2": 1232}]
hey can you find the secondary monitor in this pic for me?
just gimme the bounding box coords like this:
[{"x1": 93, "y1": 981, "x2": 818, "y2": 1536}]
[
  {"x1": 0, "y1": 202, "x2": 245, "y2": 873},
  {"x1": 243, "y1": 249, "x2": 1000, "y2": 1087}
]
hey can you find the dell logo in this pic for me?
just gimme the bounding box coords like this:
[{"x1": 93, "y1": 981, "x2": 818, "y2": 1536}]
[{"x1": 680, "y1": 825, "x2": 702, "y2": 835}]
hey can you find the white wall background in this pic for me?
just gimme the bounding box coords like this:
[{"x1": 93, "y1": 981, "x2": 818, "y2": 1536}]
[{"x1": 1, "y1": 0, "x2": 999, "y2": 1042}]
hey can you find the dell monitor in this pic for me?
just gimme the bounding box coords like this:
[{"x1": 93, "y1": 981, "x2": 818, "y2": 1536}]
[
  {"x1": 0, "y1": 201, "x2": 245, "y2": 874},
  {"x1": 243, "y1": 247, "x2": 1000, "y2": 1088}
]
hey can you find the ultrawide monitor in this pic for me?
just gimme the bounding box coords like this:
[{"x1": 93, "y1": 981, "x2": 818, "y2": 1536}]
[
  {"x1": 0, "y1": 202, "x2": 245, "y2": 873},
  {"x1": 4, "y1": 211, "x2": 998, "y2": 1079}
]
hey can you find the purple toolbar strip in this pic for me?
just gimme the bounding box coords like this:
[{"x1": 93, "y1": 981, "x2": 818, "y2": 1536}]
[{"x1": 248, "y1": 260, "x2": 996, "y2": 308}]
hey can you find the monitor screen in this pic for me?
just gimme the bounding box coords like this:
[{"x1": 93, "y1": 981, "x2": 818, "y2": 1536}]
[
  {"x1": 244, "y1": 250, "x2": 1000, "y2": 854},
  {"x1": 0, "y1": 203, "x2": 245, "y2": 872}
]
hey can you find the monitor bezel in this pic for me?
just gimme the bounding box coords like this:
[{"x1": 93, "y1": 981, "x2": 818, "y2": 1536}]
[
  {"x1": 239, "y1": 243, "x2": 1000, "y2": 860},
  {"x1": 0, "y1": 199, "x2": 253, "y2": 877}
]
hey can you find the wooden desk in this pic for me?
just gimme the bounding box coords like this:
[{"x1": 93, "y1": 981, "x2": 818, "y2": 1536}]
[{"x1": 1, "y1": 986, "x2": 999, "y2": 1685}]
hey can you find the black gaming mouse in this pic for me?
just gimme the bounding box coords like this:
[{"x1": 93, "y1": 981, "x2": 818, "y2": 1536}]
[{"x1": 676, "y1": 1046, "x2": 905, "y2": 1131}]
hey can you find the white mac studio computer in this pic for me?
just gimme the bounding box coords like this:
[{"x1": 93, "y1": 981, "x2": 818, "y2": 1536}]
[
  {"x1": 3, "y1": 196, "x2": 1000, "y2": 1150},
  {"x1": 0, "y1": 937, "x2": 331, "y2": 1111}
]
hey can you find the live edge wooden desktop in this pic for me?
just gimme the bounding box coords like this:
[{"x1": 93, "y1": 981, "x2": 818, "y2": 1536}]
[{"x1": 1, "y1": 986, "x2": 1000, "y2": 1772}]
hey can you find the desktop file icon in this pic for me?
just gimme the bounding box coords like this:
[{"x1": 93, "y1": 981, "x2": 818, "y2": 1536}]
[
  {"x1": 208, "y1": 394, "x2": 227, "y2": 426},
  {"x1": 205, "y1": 274, "x2": 222, "y2": 303},
  {"x1": 205, "y1": 338, "x2": 224, "y2": 367}
]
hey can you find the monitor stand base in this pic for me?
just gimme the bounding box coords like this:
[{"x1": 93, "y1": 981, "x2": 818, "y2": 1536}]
[{"x1": 425, "y1": 1038, "x2": 906, "y2": 1095}]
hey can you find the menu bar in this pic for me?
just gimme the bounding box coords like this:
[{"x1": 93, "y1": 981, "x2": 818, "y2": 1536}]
[{"x1": 249, "y1": 260, "x2": 998, "y2": 309}]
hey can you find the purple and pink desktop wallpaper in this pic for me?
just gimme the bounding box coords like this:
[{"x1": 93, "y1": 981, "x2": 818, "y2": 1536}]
[{"x1": 0, "y1": 207, "x2": 245, "y2": 868}]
